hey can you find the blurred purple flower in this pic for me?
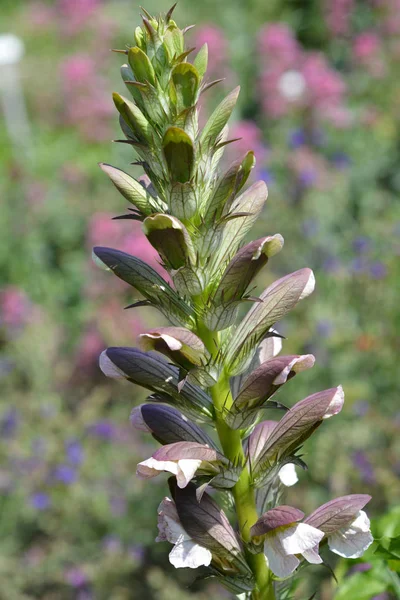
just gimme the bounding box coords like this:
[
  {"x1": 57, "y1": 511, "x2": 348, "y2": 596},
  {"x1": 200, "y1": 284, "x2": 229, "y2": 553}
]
[
  {"x1": 331, "y1": 152, "x2": 351, "y2": 169},
  {"x1": 129, "y1": 544, "x2": 145, "y2": 563},
  {"x1": 316, "y1": 319, "x2": 333, "y2": 338},
  {"x1": 302, "y1": 218, "x2": 319, "y2": 238},
  {"x1": 258, "y1": 168, "x2": 274, "y2": 184},
  {"x1": 1, "y1": 408, "x2": 19, "y2": 438},
  {"x1": 352, "y1": 451, "x2": 376, "y2": 485},
  {"x1": 351, "y1": 257, "x2": 368, "y2": 274},
  {"x1": 65, "y1": 567, "x2": 88, "y2": 588},
  {"x1": 352, "y1": 236, "x2": 371, "y2": 254},
  {"x1": 30, "y1": 492, "x2": 51, "y2": 510},
  {"x1": 88, "y1": 420, "x2": 116, "y2": 440},
  {"x1": 352, "y1": 400, "x2": 370, "y2": 417},
  {"x1": 298, "y1": 168, "x2": 317, "y2": 187},
  {"x1": 66, "y1": 439, "x2": 84, "y2": 465},
  {"x1": 110, "y1": 495, "x2": 127, "y2": 517},
  {"x1": 347, "y1": 562, "x2": 372, "y2": 575},
  {"x1": 323, "y1": 256, "x2": 341, "y2": 273},
  {"x1": 288, "y1": 128, "x2": 306, "y2": 148},
  {"x1": 102, "y1": 535, "x2": 122, "y2": 554},
  {"x1": 54, "y1": 464, "x2": 77, "y2": 485},
  {"x1": 369, "y1": 262, "x2": 387, "y2": 280}
]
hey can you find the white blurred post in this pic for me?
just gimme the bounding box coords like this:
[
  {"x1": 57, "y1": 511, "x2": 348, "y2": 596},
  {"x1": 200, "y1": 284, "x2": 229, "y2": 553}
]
[{"x1": 0, "y1": 34, "x2": 32, "y2": 159}]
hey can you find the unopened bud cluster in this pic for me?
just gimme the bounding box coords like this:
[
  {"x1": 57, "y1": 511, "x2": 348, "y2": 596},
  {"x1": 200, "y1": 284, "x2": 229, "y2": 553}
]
[{"x1": 94, "y1": 6, "x2": 373, "y2": 598}]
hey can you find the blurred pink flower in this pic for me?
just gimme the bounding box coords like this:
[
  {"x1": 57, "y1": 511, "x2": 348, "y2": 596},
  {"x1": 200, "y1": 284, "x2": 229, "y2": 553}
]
[
  {"x1": 353, "y1": 33, "x2": 385, "y2": 78},
  {"x1": 27, "y1": 2, "x2": 56, "y2": 28},
  {"x1": 324, "y1": 0, "x2": 354, "y2": 36},
  {"x1": 193, "y1": 25, "x2": 227, "y2": 77},
  {"x1": 75, "y1": 328, "x2": 105, "y2": 369},
  {"x1": 0, "y1": 286, "x2": 31, "y2": 330},
  {"x1": 258, "y1": 24, "x2": 348, "y2": 125},
  {"x1": 258, "y1": 24, "x2": 300, "y2": 69},
  {"x1": 353, "y1": 33, "x2": 381, "y2": 60},
  {"x1": 60, "y1": 55, "x2": 113, "y2": 140},
  {"x1": 88, "y1": 213, "x2": 168, "y2": 278},
  {"x1": 228, "y1": 120, "x2": 267, "y2": 163},
  {"x1": 58, "y1": 0, "x2": 100, "y2": 36}
]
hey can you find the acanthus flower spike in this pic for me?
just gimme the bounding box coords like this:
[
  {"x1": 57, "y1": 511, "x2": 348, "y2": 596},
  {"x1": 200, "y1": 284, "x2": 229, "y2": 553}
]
[{"x1": 93, "y1": 5, "x2": 372, "y2": 598}]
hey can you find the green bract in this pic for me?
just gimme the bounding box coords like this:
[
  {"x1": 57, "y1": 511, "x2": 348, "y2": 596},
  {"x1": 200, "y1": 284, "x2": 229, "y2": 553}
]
[{"x1": 94, "y1": 6, "x2": 370, "y2": 599}]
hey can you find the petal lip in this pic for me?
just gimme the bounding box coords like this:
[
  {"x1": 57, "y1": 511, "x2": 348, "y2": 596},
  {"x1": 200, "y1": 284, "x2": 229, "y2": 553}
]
[
  {"x1": 251, "y1": 506, "x2": 304, "y2": 537},
  {"x1": 169, "y1": 537, "x2": 212, "y2": 568},
  {"x1": 263, "y1": 535, "x2": 300, "y2": 578},
  {"x1": 279, "y1": 523, "x2": 324, "y2": 555},
  {"x1": 328, "y1": 528, "x2": 373, "y2": 559},
  {"x1": 278, "y1": 463, "x2": 298, "y2": 487}
]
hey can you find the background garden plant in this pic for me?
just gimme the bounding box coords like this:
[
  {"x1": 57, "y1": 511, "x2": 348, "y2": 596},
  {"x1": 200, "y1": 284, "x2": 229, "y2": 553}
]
[{"x1": 1, "y1": 0, "x2": 400, "y2": 599}]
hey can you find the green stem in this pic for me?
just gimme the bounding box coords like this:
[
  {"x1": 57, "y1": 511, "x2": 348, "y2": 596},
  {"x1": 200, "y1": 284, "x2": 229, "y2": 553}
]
[{"x1": 195, "y1": 320, "x2": 275, "y2": 600}]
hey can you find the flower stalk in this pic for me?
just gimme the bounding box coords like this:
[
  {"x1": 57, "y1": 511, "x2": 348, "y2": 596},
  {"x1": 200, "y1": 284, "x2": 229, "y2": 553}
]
[{"x1": 94, "y1": 5, "x2": 373, "y2": 598}]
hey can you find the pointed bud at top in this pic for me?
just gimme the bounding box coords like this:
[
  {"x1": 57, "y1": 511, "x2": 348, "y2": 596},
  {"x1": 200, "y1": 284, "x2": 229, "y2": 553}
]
[
  {"x1": 250, "y1": 506, "x2": 304, "y2": 538},
  {"x1": 305, "y1": 495, "x2": 372, "y2": 535},
  {"x1": 142, "y1": 214, "x2": 195, "y2": 269},
  {"x1": 138, "y1": 326, "x2": 207, "y2": 370},
  {"x1": 131, "y1": 403, "x2": 218, "y2": 447}
]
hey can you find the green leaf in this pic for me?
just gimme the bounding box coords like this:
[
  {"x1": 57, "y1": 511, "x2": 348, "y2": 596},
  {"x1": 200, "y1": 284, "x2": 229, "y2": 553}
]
[
  {"x1": 163, "y1": 127, "x2": 195, "y2": 184},
  {"x1": 208, "y1": 181, "x2": 268, "y2": 277},
  {"x1": 200, "y1": 87, "x2": 240, "y2": 151},
  {"x1": 169, "y1": 181, "x2": 197, "y2": 219},
  {"x1": 128, "y1": 46, "x2": 156, "y2": 86},
  {"x1": 203, "y1": 151, "x2": 256, "y2": 224},
  {"x1": 334, "y1": 572, "x2": 386, "y2": 600},
  {"x1": 92, "y1": 247, "x2": 195, "y2": 327},
  {"x1": 112, "y1": 92, "x2": 154, "y2": 143},
  {"x1": 193, "y1": 43, "x2": 208, "y2": 79},
  {"x1": 98, "y1": 163, "x2": 157, "y2": 214},
  {"x1": 171, "y1": 63, "x2": 200, "y2": 111}
]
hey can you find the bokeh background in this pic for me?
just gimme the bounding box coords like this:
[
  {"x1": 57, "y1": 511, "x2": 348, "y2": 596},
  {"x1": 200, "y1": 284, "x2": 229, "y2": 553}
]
[{"x1": 1, "y1": 0, "x2": 400, "y2": 598}]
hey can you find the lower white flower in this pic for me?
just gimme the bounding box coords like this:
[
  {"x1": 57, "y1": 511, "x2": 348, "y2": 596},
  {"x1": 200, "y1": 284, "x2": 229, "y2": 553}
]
[
  {"x1": 264, "y1": 523, "x2": 324, "y2": 578},
  {"x1": 136, "y1": 457, "x2": 202, "y2": 488},
  {"x1": 278, "y1": 463, "x2": 298, "y2": 487},
  {"x1": 328, "y1": 510, "x2": 373, "y2": 558},
  {"x1": 156, "y1": 497, "x2": 212, "y2": 569}
]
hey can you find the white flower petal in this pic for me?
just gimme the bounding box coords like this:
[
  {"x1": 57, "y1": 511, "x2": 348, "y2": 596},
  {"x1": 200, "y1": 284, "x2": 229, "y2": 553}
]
[
  {"x1": 176, "y1": 459, "x2": 202, "y2": 488},
  {"x1": 350, "y1": 510, "x2": 371, "y2": 533},
  {"x1": 328, "y1": 530, "x2": 373, "y2": 558},
  {"x1": 169, "y1": 535, "x2": 212, "y2": 569},
  {"x1": 259, "y1": 331, "x2": 282, "y2": 362},
  {"x1": 302, "y1": 546, "x2": 323, "y2": 564},
  {"x1": 299, "y1": 270, "x2": 315, "y2": 300},
  {"x1": 280, "y1": 523, "x2": 324, "y2": 555},
  {"x1": 278, "y1": 463, "x2": 298, "y2": 487},
  {"x1": 323, "y1": 385, "x2": 344, "y2": 418},
  {"x1": 156, "y1": 497, "x2": 187, "y2": 544},
  {"x1": 264, "y1": 535, "x2": 300, "y2": 578},
  {"x1": 136, "y1": 457, "x2": 178, "y2": 480},
  {"x1": 328, "y1": 512, "x2": 373, "y2": 558}
]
